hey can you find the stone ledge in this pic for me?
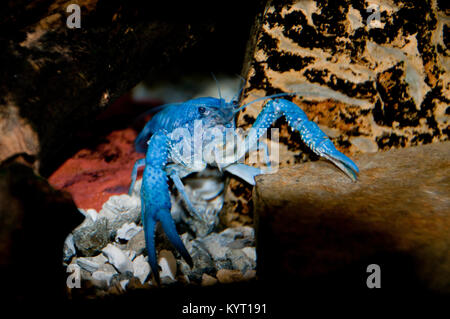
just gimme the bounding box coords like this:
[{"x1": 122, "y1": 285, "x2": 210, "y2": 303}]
[{"x1": 254, "y1": 142, "x2": 450, "y2": 293}]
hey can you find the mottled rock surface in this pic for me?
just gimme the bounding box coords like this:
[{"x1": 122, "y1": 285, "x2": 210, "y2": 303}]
[
  {"x1": 254, "y1": 142, "x2": 450, "y2": 293},
  {"x1": 224, "y1": 0, "x2": 449, "y2": 226},
  {"x1": 240, "y1": 0, "x2": 448, "y2": 154}
]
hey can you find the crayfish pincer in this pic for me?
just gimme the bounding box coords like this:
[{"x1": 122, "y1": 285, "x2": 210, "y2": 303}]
[{"x1": 129, "y1": 94, "x2": 359, "y2": 284}]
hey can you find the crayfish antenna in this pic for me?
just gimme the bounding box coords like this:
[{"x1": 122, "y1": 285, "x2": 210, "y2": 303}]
[
  {"x1": 230, "y1": 74, "x2": 246, "y2": 103},
  {"x1": 211, "y1": 72, "x2": 223, "y2": 108}
]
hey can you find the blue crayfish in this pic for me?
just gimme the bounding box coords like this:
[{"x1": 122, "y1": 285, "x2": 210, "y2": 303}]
[{"x1": 129, "y1": 90, "x2": 359, "y2": 284}]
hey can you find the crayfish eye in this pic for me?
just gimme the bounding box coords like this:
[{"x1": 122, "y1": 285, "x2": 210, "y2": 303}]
[{"x1": 198, "y1": 107, "x2": 206, "y2": 115}]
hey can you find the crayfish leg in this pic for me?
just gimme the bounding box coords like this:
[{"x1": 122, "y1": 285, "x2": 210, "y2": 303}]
[{"x1": 129, "y1": 158, "x2": 145, "y2": 195}]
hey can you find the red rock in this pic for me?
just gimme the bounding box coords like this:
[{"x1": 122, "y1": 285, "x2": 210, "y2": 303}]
[{"x1": 48, "y1": 128, "x2": 143, "y2": 211}]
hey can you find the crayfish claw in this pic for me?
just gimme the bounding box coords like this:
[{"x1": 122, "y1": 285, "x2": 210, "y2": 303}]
[
  {"x1": 143, "y1": 215, "x2": 160, "y2": 284},
  {"x1": 319, "y1": 141, "x2": 359, "y2": 181},
  {"x1": 159, "y1": 211, "x2": 193, "y2": 267}
]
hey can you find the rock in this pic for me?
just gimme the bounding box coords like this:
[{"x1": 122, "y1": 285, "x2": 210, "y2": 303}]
[
  {"x1": 80, "y1": 268, "x2": 93, "y2": 282},
  {"x1": 254, "y1": 142, "x2": 450, "y2": 293},
  {"x1": 102, "y1": 244, "x2": 134, "y2": 274},
  {"x1": 73, "y1": 195, "x2": 142, "y2": 256},
  {"x1": 115, "y1": 222, "x2": 143, "y2": 242},
  {"x1": 226, "y1": 249, "x2": 255, "y2": 274},
  {"x1": 127, "y1": 277, "x2": 149, "y2": 290},
  {"x1": 97, "y1": 262, "x2": 117, "y2": 274},
  {"x1": 158, "y1": 250, "x2": 177, "y2": 281},
  {"x1": 243, "y1": 270, "x2": 256, "y2": 281},
  {"x1": 198, "y1": 235, "x2": 229, "y2": 261},
  {"x1": 73, "y1": 217, "x2": 109, "y2": 257},
  {"x1": 76, "y1": 254, "x2": 107, "y2": 273},
  {"x1": 127, "y1": 230, "x2": 146, "y2": 255},
  {"x1": 73, "y1": 210, "x2": 95, "y2": 230},
  {"x1": 197, "y1": 226, "x2": 255, "y2": 261},
  {"x1": 216, "y1": 269, "x2": 244, "y2": 284},
  {"x1": 98, "y1": 195, "x2": 141, "y2": 236},
  {"x1": 201, "y1": 274, "x2": 218, "y2": 287},
  {"x1": 109, "y1": 271, "x2": 134, "y2": 289},
  {"x1": 242, "y1": 247, "x2": 256, "y2": 262},
  {"x1": 85, "y1": 263, "x2": 121, "y2": 291},
  {"x1": 83, "y1": 209, "x2": 99, "y2": 222},
  {"x1": 133, "y1": 255, "x2": 151, "y2": 285},
  {"x1": 101, "y1": 195, "x2": 139, "y2": 216},
  {"x1": 120, "y1": 280, "x2": 130, "y2": 290},
  {"x1": 213, "y1": 260, "x2": 233, "y2": 271},
  {"x1": 98, "y1": 263, "x2": 117, "y2": 274},
  {"x1": 63, "y1": 234, "x2": 76, "y2": 263},
  {"x1": 92, "y1": 271, "x2": 115, "y2": 288},
  {"x1": 161, "y1": 276, "x2": 177, "y2": 285},
  {"x1": 239, "y1": 0, "x2": 449, "y2": 159},
  {"x1": 106, "y1": 283, "x2": 126, "y2": 296},
  {"x1": 124, "y1": 250, "x2": 136, "y2": 262},
  {"x1": 181, "y1": 232, "x2": 194, "y2": 246},
  {"x1": 178, "y1": 260, "x2": 192, "y2": 283},
  {"x1": 227, "y1": 238, "x2": 254, "y2": 249},
  {"x1": 189, "y1": 242, "x2": 216, "y2": 281},
  {"x1": 225, "y1": 0, "x2": 449, "y2": 226},
  {"x1": 221, "y1": 226, "x2": 254, "y2": 241}
]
